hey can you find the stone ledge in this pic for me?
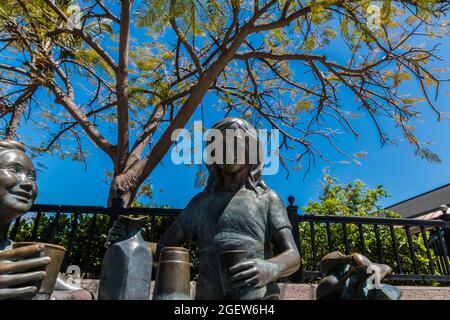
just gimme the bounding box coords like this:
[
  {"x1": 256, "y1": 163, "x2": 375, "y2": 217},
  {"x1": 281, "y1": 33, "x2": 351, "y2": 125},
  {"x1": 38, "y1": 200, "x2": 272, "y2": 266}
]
[
  {"x1": 79, "y1": 280, "x2": 450, "y2": 300},
  {"x1": 277, "y1": 283, "x2": 450, "y2": 300}
]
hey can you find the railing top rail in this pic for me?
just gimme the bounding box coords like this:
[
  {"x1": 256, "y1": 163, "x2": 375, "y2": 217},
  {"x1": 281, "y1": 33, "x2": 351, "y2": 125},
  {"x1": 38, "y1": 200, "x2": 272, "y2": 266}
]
[
  {"x1": 30, "y1": 204, "x2": 447, "y2": 227},
  {"x1": 31, "y1": 204, "x2": 109, "y2": 214},
  {"x1": 31, "y1": 204, "x2": 181, "y2": 216},
  {"x1": 298, "y1": 214, "x2": 447, "y2": 227},
  {"x1": 122, "y1": 207, "x2": 181, "y2": 216}
]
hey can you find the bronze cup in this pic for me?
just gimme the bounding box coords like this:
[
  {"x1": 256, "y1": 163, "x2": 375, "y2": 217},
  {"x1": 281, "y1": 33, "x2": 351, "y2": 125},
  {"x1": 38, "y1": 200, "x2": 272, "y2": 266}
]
[
  {"x1": 219, "y1": 250, "x2": 247, "y2": 299},
  {"x1": 153, "y1": 247, "x2": 190, "y2": 300},
  {"x1": 13, "y1": 242, "x2": 66, "y2": 300}
]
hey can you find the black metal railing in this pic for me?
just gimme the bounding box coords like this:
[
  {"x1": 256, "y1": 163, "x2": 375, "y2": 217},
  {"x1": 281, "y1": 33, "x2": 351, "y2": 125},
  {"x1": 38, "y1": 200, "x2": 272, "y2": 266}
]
[
  {"x1": 8, "y1": 197, "x2": 450, "y2": 283},
  {"x1": 286, "y1": 198, "x2": 450, "y2": 283},
  {"x1": 8, "y1": 203, "x2": 181, "y2": 276}
]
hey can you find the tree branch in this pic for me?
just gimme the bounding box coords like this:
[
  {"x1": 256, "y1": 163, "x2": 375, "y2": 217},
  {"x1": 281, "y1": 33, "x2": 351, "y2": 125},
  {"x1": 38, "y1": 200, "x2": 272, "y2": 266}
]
[
  {"x1": 116, "y1": 0, "x2": 131, "y2": 172},
  {"x1": 170, "y1": 17, "x2": 203, "y2": 75},
  {"x1": 43, "y1": 102, "x2": 117, "y2": 152},
  {"x1": 46, "y1": 80, "x2": 115, "y2": 159},
  {"x1": 43, "y1": 0, "x2": 118, "y2": 72},
  {"x1": 95, "y1": 0, "x2": 120, "y2": 23}
]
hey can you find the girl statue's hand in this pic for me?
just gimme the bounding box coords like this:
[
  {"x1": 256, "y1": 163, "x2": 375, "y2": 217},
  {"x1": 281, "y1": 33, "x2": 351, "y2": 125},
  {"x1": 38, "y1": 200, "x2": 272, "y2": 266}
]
[{"x1": 228, "y1": 259, "x2": 279, "y2": 290}]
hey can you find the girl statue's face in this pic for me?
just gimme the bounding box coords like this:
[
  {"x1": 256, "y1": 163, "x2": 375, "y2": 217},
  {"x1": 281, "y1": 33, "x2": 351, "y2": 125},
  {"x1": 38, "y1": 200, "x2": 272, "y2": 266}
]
[
  {"x1": 217, "y1": 162, "x2": 248, "y2": 175},
  {"x1": 0, "y1": 149, "x2": 38, "y2": 222},
  {"x1": 216, "y1": 133, "x2": 251, "y2": 175}
]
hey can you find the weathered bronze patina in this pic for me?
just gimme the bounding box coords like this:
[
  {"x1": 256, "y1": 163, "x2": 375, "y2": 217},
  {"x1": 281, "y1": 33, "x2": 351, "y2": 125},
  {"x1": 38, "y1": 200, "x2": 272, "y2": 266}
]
[
  {"x1": 12, "y1": 242, "x2": 66, "y2": 300},
  {"x1": 0, "y1": 140, "x2": 92, "y2": 300},
  {"x1": 316, "y1": 251, "x2": 402, "y2": 300},
  {"x1": 219, "y1": 250, "x2": 257, "y2": 299},
  {"x1": 0, "y1": 140, "x2": 48, "y2": 300},
  {"x1": 99, "y1": 215, "x2": 153, "y2": 300},
  {"x1": 153, "y1": 247, "x2": 190, "y2": 300},
  {"x1": 106, "y1": 118, "x2": 300, "y2": 300},
  {"x1": 154, "y1": 118, "x2": 300, "y2": 300}
]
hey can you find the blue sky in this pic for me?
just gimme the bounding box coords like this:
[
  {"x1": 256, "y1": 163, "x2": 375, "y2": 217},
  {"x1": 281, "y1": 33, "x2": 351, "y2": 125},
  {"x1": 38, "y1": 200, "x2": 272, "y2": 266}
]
[
  {"x1": 17, "y1": 7, "x2": 450, "y2": 213},
  {"x1": 27, "y1": 84, "x2": 450, "y2": 213}
]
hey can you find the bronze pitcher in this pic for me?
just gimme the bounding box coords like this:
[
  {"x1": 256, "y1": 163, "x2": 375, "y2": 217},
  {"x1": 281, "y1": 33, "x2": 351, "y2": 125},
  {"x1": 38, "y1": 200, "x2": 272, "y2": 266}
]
[{"x1": 153, "y1": 247, "x2": 191, "y2": 300}]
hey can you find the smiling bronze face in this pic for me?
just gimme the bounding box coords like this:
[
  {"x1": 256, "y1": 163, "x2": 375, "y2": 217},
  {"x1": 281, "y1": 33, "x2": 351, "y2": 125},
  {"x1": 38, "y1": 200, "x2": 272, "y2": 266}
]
[{"x1": 0, "y1": 148, "x2": 38, "y2": 222}]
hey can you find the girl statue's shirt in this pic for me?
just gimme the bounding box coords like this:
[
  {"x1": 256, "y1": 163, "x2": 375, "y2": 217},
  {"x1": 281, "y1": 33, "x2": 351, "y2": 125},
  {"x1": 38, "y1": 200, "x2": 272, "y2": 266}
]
[{"x1": 176, "y1": 188, "x2": 291, "y2": 300}]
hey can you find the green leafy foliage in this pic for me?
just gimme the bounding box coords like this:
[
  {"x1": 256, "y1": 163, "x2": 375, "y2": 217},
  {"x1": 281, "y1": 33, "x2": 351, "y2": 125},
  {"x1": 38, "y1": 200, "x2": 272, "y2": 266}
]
[
  {"x1": 12, "y1": 213, "x2": 110, "y2": 277},
  {"x1": 11, "y1": 204, "x2": 200, "y2": 279},
  {"x1": 300, "y1": 175, "x2": 441, "y2": 284}
]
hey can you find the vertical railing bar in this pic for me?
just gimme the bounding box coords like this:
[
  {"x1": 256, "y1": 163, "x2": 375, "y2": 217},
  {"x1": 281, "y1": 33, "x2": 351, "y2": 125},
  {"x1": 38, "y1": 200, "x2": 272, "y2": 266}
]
[
  {"x1": 433, "y1": 241, "x2": 444, "y2": 274},
  {"x1": 310, "y1": 221, "x2": 317, "y2": 271},
  {"x1": 47, "y1": 211, "x2": 61, "y2": 243},
  {"x1": 150, "y1": 214, "x2": 156, "y2": 242},
  {"x1": 65, "y1": 212, "x2": 79, "y2": 267},
  {"x1": 297, "y1": 221, "x2": 304, "y2": 283},
  {"x1": 142, "y1": 215, "x2": 150, "y2": 240},
  {"x1": 86, "y1": 213, "x2": 98, "y2": 252},
  {"x1": 325, "y1": 221, "x2": 333, "y2": 252},
  {"x1": 30, "y1": 212, "x2": 42, "y2": 241},
  {"x1": 437, "y1": 228, "x2": 450, "y2": 275},
  {"x1": 9, "y1": 217, "x2": 22, "y2": 241},
  {"x1": 420, "y1": 226, "x2": 435, "y2": 275},
  {"x1": 437, "y1": 241, "x2": 445, "y2": 275},
  {"x1": 389, "y1": 225, "x2": 403, "y2": 274},
  {"x1": 342, "y1": 223, "x2": 350, "y2": 255},
  {"x1": 84, "y1": 213, "x2": 98, "y2": 274},
  {"x1": 357, "y1": 223, "x2": 367, "y2": 256},
  {"x1": 405, "y1": 226, "x2": 419, "y2": 274},
  {"x1": 286, "y1": 197, "x2": 303, "y2": 283},
  {"x1": 440, "y1": 256, "x2": 446, "y2": 274},
  {"x1": 373, "y1": 224, "x2": 385, "y2": 264}
]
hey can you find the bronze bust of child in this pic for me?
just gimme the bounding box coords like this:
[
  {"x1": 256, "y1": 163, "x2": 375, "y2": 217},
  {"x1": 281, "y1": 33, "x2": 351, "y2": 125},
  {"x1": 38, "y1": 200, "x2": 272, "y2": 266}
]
[
  {"x1": 0, "y1": 140, "x2": 92, "y2": 300},
  {"x1": 155, "y1": 118, "x2": 300, "y2": 299},
  {"x1": 0, "y1": 140, "x2": 46, "y2": 299}
]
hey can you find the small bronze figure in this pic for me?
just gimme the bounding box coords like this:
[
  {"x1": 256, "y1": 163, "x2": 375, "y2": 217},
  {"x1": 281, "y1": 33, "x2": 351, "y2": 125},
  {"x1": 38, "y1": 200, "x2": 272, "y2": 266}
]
[
  {"x1": 316, "y1": 251, "x2": 402, "y2": 300},
  {"x1": 0, "y1": 140, "x2": 92, "y2": 300}
]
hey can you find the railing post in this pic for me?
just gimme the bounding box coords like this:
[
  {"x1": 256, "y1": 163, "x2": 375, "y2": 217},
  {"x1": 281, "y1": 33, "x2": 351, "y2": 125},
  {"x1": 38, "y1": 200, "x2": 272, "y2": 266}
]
[
  {"x1": 107, "y1": 197, "x2": 125, "y2": 231},
  {"x1": 287, "y1": 195, "x2": 303, "y2": 283},
  {"x1": 47, "y1": 211, "x2": 61, "y2": 243},
  {"x1": 9, "y1": 217, "x2": 21, "y2": 241}
]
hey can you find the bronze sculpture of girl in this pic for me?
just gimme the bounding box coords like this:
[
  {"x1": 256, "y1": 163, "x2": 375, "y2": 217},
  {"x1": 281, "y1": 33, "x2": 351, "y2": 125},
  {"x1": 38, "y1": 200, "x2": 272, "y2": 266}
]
[{"x1": 153, "y1": 118, "x2": 300, "y2": 299}]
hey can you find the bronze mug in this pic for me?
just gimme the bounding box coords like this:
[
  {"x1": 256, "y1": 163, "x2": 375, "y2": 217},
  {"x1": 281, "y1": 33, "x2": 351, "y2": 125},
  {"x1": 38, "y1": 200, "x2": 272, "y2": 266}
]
[
  {"x1": 219, "y1": 250, "x2": 247, "y2": 299},
  {"x1": 13, "y1": 242, "x2": 66, "y2": 300},
  {"x1": 153, "y1": 246, "x2": 191, "y2": 300},
  {"x1": 219, "y1": 250, "x2": 266, "y2": 300}
]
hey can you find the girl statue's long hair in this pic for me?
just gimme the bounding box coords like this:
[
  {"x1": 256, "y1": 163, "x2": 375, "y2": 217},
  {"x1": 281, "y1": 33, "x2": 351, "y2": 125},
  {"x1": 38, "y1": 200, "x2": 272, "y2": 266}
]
[{"x1": 0, "y1": 140, "x2": 25, "y2": 153}]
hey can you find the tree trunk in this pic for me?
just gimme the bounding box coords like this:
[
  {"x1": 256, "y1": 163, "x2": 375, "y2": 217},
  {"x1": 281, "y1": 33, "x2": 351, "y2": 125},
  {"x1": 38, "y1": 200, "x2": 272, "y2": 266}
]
[{"x1": 107, "y1": 168, "x2": 142, "y2": 208}]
